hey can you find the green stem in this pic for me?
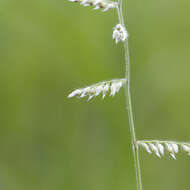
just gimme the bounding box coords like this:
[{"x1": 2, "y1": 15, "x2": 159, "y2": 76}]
[{"x1": 117, "y1": 1, "x2": 143, "y2": 190}]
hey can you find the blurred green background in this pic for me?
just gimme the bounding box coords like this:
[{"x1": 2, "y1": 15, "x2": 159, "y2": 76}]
[{"x1": 0, "y1": 0, "x2": 190, "y2": 189}]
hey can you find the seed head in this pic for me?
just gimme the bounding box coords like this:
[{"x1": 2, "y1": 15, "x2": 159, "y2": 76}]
[
  {"x1": 113, "y1": 24, "x2": 128, "y2": 44},
  {"x1": 138, "y1": 140, "x2": 190, "y2": 159},
  {"x1": 68, "y1": 79, "x2": 126, "y2": 101},
  {"x1": 69, "y1": 0, "x2": 118, "y2": 12}
]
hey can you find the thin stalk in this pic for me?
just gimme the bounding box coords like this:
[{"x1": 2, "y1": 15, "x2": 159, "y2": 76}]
[{"x1": 117, "y1": 1, "x2": 143, "y2": 190}]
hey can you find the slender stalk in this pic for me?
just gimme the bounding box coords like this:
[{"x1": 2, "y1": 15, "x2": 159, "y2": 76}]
[{"x1": 117, "y1": 1, "x2": 143, "y2": 190}]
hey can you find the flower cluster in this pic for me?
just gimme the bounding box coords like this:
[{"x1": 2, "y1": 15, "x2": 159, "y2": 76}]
[
  {"x1": 113, "y1": 24, "x2": 128, "y2": 44},
  {"x1": 137, "y1": 141, "x2": 190, "y2": 160},
  {"x1": 68, "y1": 79, "x2": 126, "y2": 101},
  {"x1": 68, "y1": 0, "x2": 118, "y2": 12}
]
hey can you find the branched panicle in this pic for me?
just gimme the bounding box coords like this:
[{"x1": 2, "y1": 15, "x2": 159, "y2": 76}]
[{"x1": 67, "y1": 1, "x2": 189, "y2": 190}]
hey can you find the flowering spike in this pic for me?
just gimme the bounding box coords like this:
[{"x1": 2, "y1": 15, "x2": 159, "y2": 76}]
[
  {"x1": 138, "y1": 140, "x2": 190, "y2": 159},
  {"x1": 68, "y1": 0, "x2": 118, "y2": 12},
  {"x1": 113, "y1": 24, "x2": 128, "y2": 44},
  {"x1": 68, "y1": 79, "x2": 126, "y2": 101}
]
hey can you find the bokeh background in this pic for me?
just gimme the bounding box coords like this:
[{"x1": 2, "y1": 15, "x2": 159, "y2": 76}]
[{"x1": 0, "y1": 0, "x2": 190, "y2": 189}]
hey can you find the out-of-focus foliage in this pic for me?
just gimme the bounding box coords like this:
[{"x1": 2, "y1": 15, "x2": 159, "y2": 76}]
[{"x1": 0, "y1": 0, "x2": 190, "y2": 189}]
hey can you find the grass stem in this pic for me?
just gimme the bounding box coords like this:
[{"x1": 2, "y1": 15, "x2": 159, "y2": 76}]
[{"x1": 117, "y1": 1, "x2": 143, "y2": 190}]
